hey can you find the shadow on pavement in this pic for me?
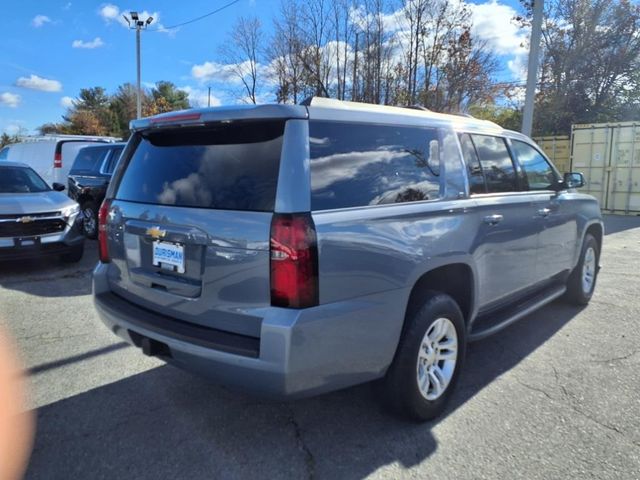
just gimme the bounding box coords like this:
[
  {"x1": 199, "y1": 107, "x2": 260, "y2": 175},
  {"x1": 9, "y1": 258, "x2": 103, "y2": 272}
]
[
  {"x1": 25, "y1": 300, "x2": 583, "y2": 480},
  {"x1": 0, "y1": 241, "x2": 97, "y2": 297},
  {"x1": 603, "y1": 214, "x2": 640, "y2": 235}
]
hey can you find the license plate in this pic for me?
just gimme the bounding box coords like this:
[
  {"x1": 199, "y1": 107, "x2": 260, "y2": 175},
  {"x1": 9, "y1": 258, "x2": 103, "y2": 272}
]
[{"x1": 152, "y1": 241, "x2": 185, "y2": 273}]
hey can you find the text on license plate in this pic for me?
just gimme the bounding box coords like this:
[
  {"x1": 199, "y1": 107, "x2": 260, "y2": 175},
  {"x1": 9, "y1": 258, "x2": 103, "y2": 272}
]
[{"x1": 152, "y1": 241, "x2": 185, "y2": 273}]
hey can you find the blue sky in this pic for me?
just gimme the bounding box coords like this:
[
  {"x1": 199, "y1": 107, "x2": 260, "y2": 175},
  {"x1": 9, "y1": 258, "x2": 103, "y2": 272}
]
[{"x1": 1, "y1": 0, "x2": 526, "y2": 135}]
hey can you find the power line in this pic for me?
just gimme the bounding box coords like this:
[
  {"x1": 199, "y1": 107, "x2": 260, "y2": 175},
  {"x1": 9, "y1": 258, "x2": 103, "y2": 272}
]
[{"x1": 149, "y1": 0, "x2": 241, "y2": 32}]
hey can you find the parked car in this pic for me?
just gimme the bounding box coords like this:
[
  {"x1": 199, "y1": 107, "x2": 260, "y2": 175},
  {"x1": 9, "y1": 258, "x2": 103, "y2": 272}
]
[
  {"x1": 0, "y1": 161, "x2": 84, "y2": 263},
  {"x1": 92, "y1": 98, "x2": 603, "y2": 421},
  {"x1": 67, "y1": 143, "x2": 126, "y2": 239},
  {"x1": 0, "y1": 134, "x2": 119, "y2": 187}
]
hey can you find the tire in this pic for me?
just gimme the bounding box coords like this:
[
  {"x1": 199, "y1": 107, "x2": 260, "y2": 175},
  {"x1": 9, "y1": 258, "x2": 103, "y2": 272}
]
[
  {"x1": 60, "y1": 243, "x2": 84, "y2": 263},
  {"x1": 565, "y1": 233, "x2": 600, "y2": 305},
  {"x1": 379, "y1": 291, "x2": 466, "y2": 421},
  {"x1": 81, "y1": 201, "x2": 98, "y2": 239}
]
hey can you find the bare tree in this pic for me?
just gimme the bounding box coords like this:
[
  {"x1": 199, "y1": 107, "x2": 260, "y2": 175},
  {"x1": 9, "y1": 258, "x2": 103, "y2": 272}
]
[
  {"x1": 219, "y1": 16, "x2": 263, "y2": 104},
  {"x1": 297, "y1": 0, "x2": 334, "y2": 97},
  {"x1": 401, "y1": 0, "x2": 429, "y2": 104}
]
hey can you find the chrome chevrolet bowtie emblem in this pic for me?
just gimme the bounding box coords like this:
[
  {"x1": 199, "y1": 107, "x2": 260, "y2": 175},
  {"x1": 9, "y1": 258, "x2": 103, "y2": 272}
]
[
  {"x1": 146, "y1": 226, "x2": 166, "y2": 239},
  {"x1": 17, "y1": 216, "x2": 35, "y2": 224}
]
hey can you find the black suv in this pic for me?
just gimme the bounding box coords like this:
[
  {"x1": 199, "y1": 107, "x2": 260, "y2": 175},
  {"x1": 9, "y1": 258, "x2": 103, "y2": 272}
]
[{"x1": 68, "y1": 143, "x2": 125, "y2": 238}]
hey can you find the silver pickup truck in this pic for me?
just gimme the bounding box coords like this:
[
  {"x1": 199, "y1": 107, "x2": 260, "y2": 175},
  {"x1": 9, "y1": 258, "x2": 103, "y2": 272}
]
[{"x1": 93, "y1": 98, "x2": 603, "y2": 421}]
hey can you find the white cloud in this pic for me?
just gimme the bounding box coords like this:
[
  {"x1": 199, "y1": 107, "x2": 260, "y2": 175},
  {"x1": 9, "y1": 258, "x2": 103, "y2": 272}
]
[
  {"x1": 191, "y1": 60, "x2": 272, "y2": 86},
  {"x1": 469, "y1": 1, "x2": 528, "y2": 56},
  {"x1": 72, "y1": 37, "x2": 105, "y2": 49},
  {"x1": 191, "y1": 61, "x2": 243, "y2": 84},
  {"x1": 178, "y1": 86, "x2": 221, "y2": 108},
  {"x1": 31, "y1": 15, "x2": 51, "y2": 28},
  {"x1": 3, "y1": 122, "x2": 24, "y2": 136},
  {"x1": 507, "y1": 54, "x2": 528, "y2": 82},
  {"x1": 16, "y1": 74, "x2": 62, "y2": 92},
  {"x1": 0, "y1": 92, "x2": 21, "y2": 108},
  {"x1": 98, "y1": 4, "x2": 121, "y2": 23},
  {"x1": 63, "y1": 3, "x2": 72, "y2": 10},
  {"x1": 60, "y1": 96, "x2": 76, "y2": 108}
]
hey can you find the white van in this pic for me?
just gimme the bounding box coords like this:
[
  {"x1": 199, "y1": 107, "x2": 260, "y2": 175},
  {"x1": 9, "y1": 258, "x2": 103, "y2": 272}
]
[{"x1": 0, "y1": 135, "x2": 120, "y2": 187}]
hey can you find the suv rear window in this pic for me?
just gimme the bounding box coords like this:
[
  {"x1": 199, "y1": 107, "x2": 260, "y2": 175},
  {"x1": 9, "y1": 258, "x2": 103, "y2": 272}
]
[
  {"x1": 115, "y1": 121, "x2": 284, "y2": 211},
  {"x1": 71, "y1": 148, "x2": 108, "y2": 172},
  {"x1": 309, "y1": 121, "x2": 442, "y2": 210}
]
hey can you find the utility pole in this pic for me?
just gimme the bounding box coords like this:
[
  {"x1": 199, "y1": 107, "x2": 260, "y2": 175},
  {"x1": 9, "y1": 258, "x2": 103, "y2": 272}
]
[
  {"x1": 123, "y1": 12, "x2": 153, "y2": 119},
  {"x1": 208, "y1": 86, "x2": 211, "y2": 107},
  {"x1": 522, "y1": 0, "x2": 544, "y2": 137}
]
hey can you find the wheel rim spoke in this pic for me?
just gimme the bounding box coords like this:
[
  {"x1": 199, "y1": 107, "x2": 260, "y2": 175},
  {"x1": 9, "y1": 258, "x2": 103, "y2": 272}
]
[
  {"x1": 428, "y1": 370, "x2": 442, "y2": 396},
  {"x1": 582, "y1": 246, "x2": 596, "y2": 293},
  {"x1": 436, "y1": 349, "x2": 456, "y2": 362},
  {"x1": 416, "y1": 316, "x2": 459, "y2": 401}
]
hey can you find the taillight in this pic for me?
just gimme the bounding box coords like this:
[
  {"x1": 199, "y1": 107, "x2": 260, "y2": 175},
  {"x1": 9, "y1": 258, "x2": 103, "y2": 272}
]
[
  {"x1": 53, "y1": 152, "x2": 62, "y2": 168},
  {"x1": 270, "y1": 213, "x2": 319, "y2": 308},
  {"x1": 98, "y1": 200, "x2": 111, "y2": 263}
]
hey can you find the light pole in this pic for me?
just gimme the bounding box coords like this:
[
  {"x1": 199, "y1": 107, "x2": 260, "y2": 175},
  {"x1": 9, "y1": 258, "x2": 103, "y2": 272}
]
[
  {"x1": 123, "y1": 12, "x2": 153, "y2": 119},
  {"x1": 522, "y1": 0, "x2": 544, "y2": 137}
]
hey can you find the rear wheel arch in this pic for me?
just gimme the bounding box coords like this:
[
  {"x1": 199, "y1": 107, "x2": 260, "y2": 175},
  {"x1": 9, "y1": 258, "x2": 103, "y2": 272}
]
[{"x1": 404, "y1": 263, "x2": 475, "y2": 329}]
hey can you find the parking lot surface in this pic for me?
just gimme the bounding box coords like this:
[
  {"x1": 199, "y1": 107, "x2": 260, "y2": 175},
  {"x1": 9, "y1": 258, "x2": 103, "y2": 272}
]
[{"x1": 1, "y1": 215, "x2": 639, "y2": 479}]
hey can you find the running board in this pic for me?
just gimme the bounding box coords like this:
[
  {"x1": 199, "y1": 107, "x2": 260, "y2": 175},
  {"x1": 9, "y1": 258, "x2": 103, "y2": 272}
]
[{"x1": 468, "y1": 285, "x2": 567, "y2": 342}]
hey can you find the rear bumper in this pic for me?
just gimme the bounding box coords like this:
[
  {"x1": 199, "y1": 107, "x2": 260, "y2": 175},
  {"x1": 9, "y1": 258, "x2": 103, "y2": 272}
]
[{"x1": 93, "y1": 262, "x2": 405, "y2": 399}]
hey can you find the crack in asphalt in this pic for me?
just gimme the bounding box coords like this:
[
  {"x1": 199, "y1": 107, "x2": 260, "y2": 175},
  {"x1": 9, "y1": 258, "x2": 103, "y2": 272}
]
[
  {"x1": 590, "y1": 349, "x2": 640, "y2": 364},
  {"x1": 285, "y1": 405, "x2": 315, "y2": 480},
  {"x1": 551, "y1": 366, "x2": 636, "y2": 446},
  {"x1": 515, "y1": 378, "x2": 555, "y2": 401}
]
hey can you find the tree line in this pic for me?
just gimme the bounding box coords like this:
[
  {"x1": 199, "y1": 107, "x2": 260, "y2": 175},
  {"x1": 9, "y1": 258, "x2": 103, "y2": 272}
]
[
  {"x1": 24, "y1": 0, "x2": 640, "y2": 141},
  {"x1": 221, "y1": 0, "x2": 640, "y2": 135},
  {"x1": 38, "y1": 81, "x2": 189, "y2": 139}
]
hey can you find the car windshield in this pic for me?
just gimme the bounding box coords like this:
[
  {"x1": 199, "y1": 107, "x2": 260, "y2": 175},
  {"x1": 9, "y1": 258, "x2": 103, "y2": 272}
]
[{"x1": 0, "y1": 166, "x2": 50, "y2": 193}]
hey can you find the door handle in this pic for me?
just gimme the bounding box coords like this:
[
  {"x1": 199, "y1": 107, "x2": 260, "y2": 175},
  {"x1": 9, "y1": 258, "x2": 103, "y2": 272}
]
[
  {"x1": 483, "y1": 214, "x2": 503, "y2": 226},
  {"x1": 537, "y1": 208, "x2": 551, "y2": 217}
]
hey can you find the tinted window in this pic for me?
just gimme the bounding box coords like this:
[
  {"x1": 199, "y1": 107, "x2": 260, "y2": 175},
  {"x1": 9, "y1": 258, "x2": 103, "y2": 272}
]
[
  {"x1": 71, "y1": 148, "x2": 108, "y2": 172},
  {"x1": 459, "y1": 133, "x2": 486, "y2": 194},
  {"x1": 104, "y1": 147, "x2": 124, "y2": 174},
  {"x1": 116, "y1": 122, "x2": 284, "y2": 211},
  {"x1": 309, "y1": 121, "x2": 441, "y2": 210},
  {"x1": 512, "y1": 141, "x2": 557, "y2": 191},
  {"x1": 470, "y1": 135, "x2": 517, "y2": 193},
  {"x1": 0, "y1": 166, "x2": 49, "y2": 193}
]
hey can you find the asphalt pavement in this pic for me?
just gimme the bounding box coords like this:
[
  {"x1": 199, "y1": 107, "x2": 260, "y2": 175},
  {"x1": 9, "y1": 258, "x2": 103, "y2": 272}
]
[{"x1": 1, "y1": 215, "x2": 639, "y2": 479}]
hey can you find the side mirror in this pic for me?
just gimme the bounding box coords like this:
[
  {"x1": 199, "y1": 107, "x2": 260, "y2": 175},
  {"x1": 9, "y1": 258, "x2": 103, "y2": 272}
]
[
  {"x1": 563, "y1": 172, "x2": 585, "y2": 189},
  {"x1": 52, "y1": 182, "x2": 66, "y2": 192}
]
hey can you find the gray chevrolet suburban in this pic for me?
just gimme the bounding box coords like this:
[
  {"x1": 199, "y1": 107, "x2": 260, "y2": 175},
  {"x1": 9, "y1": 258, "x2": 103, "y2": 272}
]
[{"x1": 93, "y1": 98, "x2": 603, "y2": 420}]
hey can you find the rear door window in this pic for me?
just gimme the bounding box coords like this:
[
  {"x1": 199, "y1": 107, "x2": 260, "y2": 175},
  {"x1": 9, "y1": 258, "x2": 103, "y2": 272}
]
[
  {"x1": 459, "y1": 133, "x2": 486, "y2": 194},
  {"x1": 104, "y1": 147, "x2": 124, "y2": 174},
  {"x1": 309, "y1": 121, "x2": 442, "y2": 210},
  {"x1": 470, "y1": 135, "x2": 518, "y2": 193},
  {"x1": 115, "y1": 121, "x2": 284, "y2": 211},
  {"x1": 71, "y1": 148, "x2": 108, "y2": 172}
]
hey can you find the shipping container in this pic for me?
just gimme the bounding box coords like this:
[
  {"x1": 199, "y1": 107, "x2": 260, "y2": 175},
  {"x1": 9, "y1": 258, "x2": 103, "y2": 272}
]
[
  {"x1": 533, "y1": 135, "x2": 571, "y2": 173},
  {"x1": 571, "y1": 122, "x2": 640, "y2": 214}
]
